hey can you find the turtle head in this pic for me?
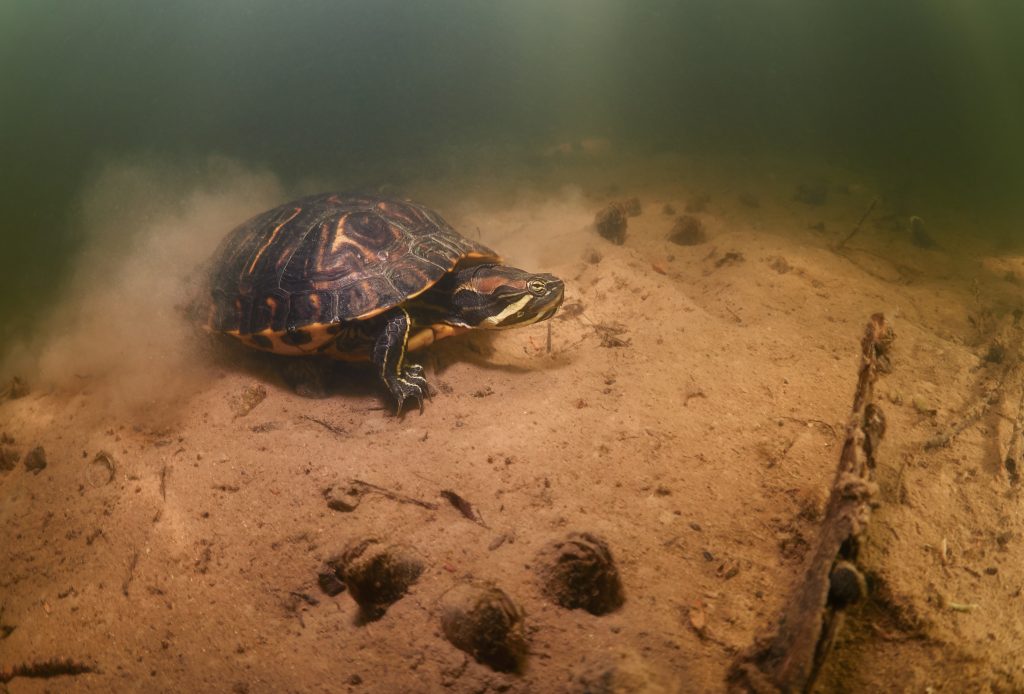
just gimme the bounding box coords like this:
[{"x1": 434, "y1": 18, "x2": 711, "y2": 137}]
[{"x1": 449, "y1": 264, "x2": 564, "y2": 330}]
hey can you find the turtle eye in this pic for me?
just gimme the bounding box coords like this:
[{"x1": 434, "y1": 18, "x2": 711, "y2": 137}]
[{"x1": 527, "y1": 279, "x2": 546, "y2": 296}]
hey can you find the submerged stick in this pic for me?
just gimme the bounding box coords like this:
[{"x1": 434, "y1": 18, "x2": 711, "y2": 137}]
[
  {"x1": 730, "y1": 313, "x2": 893, "y2": 693},
  {"x1": 0, "y1": 658, "x2": 94, "y2": 683},
  {"x1": 348, "y1": 479, "x2": 439, "y2": 510},
  {"x1": 833, "y1": 198, "x2": 878, "y2": 251},
  {"x1": 1003, "y1": 381, "x2": 1024, "y2": 485},
  {"x1": 299, "y1": 414, "x2": 348, "y2": 437}
]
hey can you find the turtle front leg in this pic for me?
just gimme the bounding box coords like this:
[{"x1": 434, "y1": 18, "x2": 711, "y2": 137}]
[{"x1": 371, "y1": 308, "x2": 429, "y2": 414}]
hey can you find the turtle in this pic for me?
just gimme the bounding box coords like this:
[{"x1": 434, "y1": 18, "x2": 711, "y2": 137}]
[{"x1": 205, "y1": 193, "x2": 565, "y2": 411}]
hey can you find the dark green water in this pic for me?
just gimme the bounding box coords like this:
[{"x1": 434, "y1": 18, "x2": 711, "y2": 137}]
[{"x1": 2, "y1": 1, "x2": 1022, "y2": 356}]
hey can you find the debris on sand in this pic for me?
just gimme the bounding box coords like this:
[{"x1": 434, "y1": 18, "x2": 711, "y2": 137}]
[
  {"x1": 0, "y1": 377, "x2": 28, "y2": 402},
  {"x1": 714, "y1": 251, "x2": 745, "y2": 269},
  {"x1": 0, "y1": 447, "x2": 20, "y2": 472},
  {"x1": 316, "y1": 554, "x2": 347, "y2": 597},
  {"x1": 593, "y1": 198, "x2": 642, "y2": 245},
  {"x1": 594, "y1": 203, "x2": 628, "y2": 245},
  {"x1": 909, "y1": 216, "x2": 939, "y2": 250},
  {"x1": 594, "y1": 322, "x2": 631, "y2": 348},
  {"x1": 23, "y1": 446, "x2": 47, "y2": 475},
  {"x1": 87, "y1": 451, "x2": 116, "y2": 487},
  {"x1": 668, "y1": 215, "x2": 707, "y2": 246},
  {"x1": 229, "y1": 383, "x2": 267, "y2": 418},
  {"x1": 0, "y1": 658, "x2": 94, "y2": 685},
  {"x1": 339, "y1": 538, "x2": 424, "y2": 620},
  {"x1": 441, "y1": 582, "x2": 527, "y2": 673},
  {"x1": 440, "y1": 489, "x2": 487, "y2": 527},
  {"x1": 619, "y1": 196, "x2": 642, "y2": 217}
]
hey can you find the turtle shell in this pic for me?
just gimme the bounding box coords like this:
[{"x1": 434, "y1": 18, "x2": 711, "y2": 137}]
[{"x1": 207, "y1": 193, "x2": 500, "y2": 354}]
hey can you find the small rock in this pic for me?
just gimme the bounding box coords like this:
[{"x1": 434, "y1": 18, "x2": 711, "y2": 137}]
[
  {"x1": 317, "y1": 555, "x2": 347, "y2": 597},
  {"x1": 618, "y1": 197, "x2": 642, "y2": 217},
  {"x1": 0, "y1": 447, "x2": 20, "y2": 472},
  {"x1": 594, "y1": 204, "x2": 628, "y2": 245},
  {"x1": 909, "y1": 216, "x2": 939, "y2": 250},
  {"x1": 535, "y1": 532, "x2": 624, "y2": 615},
  {"x1": 323, "y1": 485, "x2": 361, "y2": 513},
  {"x1": 911, "y1": 395, "x2": 937, "y2": 415},
  {"x1": 326, "y1": 497, "x2": 359, "y2": 513},
  {"x1": 668, "y1": 215, "x2": 706, "y2": 246},
  {"x1": 0, "y1": 376, "x2": 29, "y2": 401},
  {"x1": 23, "y1": 446, "x2": 47, "y2": 475},
  {"x1": 583, "y1": 248, "x2": 603, "y2": 264},
  {"x1": 488, "y1": 533, "x2": 511, "y2": 551},
  {"x1": 229, "y1": 383, "x2": 267, "y2": 418},
  {"x1": 767, "y1": 256, "x2": 791, "y2": 274},
  {"x1": 339, "y1": 538, "x2": 423, "y2": 619},
  {"x1": 661, "y1": 203, "x2": 676, "y2": 215},
  {"x1": 441, "y1": 582, "x2": 527, "y2": 673}
]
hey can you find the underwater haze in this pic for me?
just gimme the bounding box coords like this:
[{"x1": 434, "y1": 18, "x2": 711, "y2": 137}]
[
  {"x1": 7, "y1": 3, "x2": 1024, "y2": 692},
  {"x1": 2, "y1": 0, "x2": 1023, "y2": 352}
]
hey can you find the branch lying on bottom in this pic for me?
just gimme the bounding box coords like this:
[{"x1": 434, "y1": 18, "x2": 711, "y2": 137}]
[
  {"x1": 0, "y1": 658, "x2": 94, "y2": 684},
  {"x1": 729, "y1": 313, "x2": 894, "y2": 694}
]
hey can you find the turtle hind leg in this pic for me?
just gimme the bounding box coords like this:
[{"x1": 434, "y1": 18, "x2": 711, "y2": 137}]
[{"x1": 370, "y1": 308, "x2": 429, "y2": 414}]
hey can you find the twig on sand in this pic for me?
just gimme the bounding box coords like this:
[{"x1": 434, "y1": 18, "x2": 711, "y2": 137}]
[
  {"x1": 730, "y1": 314, "x2": 894, "y2": 693},
  {"x1": 833, "y1": 197, "x2": 878, "y2": 251},
  {"x1": 1004, "y1": 385, "x2": 1024, "y2": 485},
  {"x1": 298, "y1": 414, "x2": 348, "y2": 437},
  {"x1": 121, "y1": 547, "x2": 140, "y2": 596},
  {"x1": 349, "y1": 479, "x2": 439, "y2": 510},
  {"x1": 0, "y1": 658, "x2": 94, "y2": 684}
]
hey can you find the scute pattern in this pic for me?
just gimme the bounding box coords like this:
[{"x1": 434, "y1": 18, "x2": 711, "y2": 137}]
[{"x1": 208, "y1": 193, "x2": 499, "y2": 338}]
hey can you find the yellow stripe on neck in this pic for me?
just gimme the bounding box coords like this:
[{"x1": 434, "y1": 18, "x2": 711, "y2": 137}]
[{"x1": 483, "y1": 295, "x2": 531, "y2": 327}]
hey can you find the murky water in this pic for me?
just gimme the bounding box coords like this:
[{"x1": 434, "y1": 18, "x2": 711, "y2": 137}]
[
  {"x1": 2, "y1": 1, "x2": 1022, "y2": 359},
  {"x1": 3, "y1": 4, "x2": 1024, "y2": 691}
]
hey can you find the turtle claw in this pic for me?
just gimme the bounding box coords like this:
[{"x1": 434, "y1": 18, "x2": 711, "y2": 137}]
[{"x1": 390, "y1": 363, "x2": 429, "y2": 415}]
